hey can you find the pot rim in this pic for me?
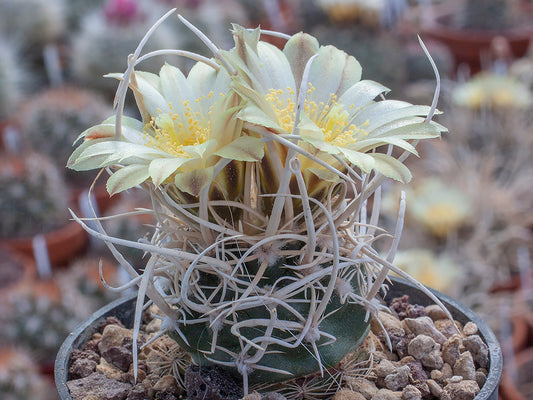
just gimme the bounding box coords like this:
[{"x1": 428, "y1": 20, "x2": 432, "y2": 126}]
[{"x1": 55, "y1": 276, "x2": 503, "y2": 400}]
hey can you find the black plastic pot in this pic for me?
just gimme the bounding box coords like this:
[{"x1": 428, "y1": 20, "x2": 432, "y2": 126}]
[{"x1": 55, "y1": 276, "x2": 503, "y2": 399}]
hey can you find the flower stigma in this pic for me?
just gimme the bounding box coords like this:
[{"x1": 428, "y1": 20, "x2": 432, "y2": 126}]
[
  {"x1": 143, "y1": 93, "x2": 216, "y2": 157},
  {"x1": 265, "y1": 84, "x2": 370, "y2": 146}
]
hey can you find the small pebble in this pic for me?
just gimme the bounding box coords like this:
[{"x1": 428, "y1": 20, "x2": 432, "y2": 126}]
[
  {"x1": 430, "y1": 369, "x2": 443, "y2": 382},
  {"x1": 371, "y1": 388, "x2": 402, "y2": 400},
  {"x1": 376, "y1": 359, "x2": 397, "y2": 378},
  {"x1": 153, "y1": 375, "x2": 180, "y2": 394},
  {"x1": 434, "y1": 319, "x2": 460, "y2": 338},
  {"x1": 333, "y1": 389, "x2": 366, "y2": 400},
  {"x1": 408, "y1": 335, "x2": 443, "y2": 369},
  {"x1": 262, "y1": 392, "x2": 287, "y2": 400},
  {"x1": 98, "y1": 324, "x2": 132, "y2": 354},
  {"x1": 440, "y1": 380, "x2": 480, "y2": 400},
  {"x1": 448, "y1": 376, "x2": 463, "y2": 384},
  {"x1": 372, "y1": 312, "x2": 405, "y2": 335},
  {"x1": 96, "y1": 358, "x2": 123, "y2": 381},
  {"x1": 401, "y1": 385, "x2": 421, "y2": 400},
  {"x1": 475, "y1": 370, "x2": 487, "y2": 388},
  {"x1": 425, "y1": 305, "x2": 448, "y2": 321},
  {"x1": 402, "y1": 359, "x2": 427, "y2": 382},
  {"x1": 463, "y1": 335, "x2": 489, "y2": 369},
  {"x1": 453, "y1": 352, "x2": 476, "y2": 381},
  {"x1": 411, "y1": 382, "x2": 430, "y2": 398},
  {"x1": 390, "y1": 295, "x2": 411, "y2": 319},
  {"x1": 442, "y1": 335, "x2": 463, "y2": 366},
  {"x1": 242, "y1": 392, "x2": 262, "y2": 400},
  {"x1": 426, "y1": 379, "x2": 443, "y2": 397},
  {"x1": 404, "y1": 317, "x2": 447, "y2": 345},
  {"x1": 406, "y1": 305, "x2": 428, "y2": 319},
  {"x1": 441, "y1": 363, "x2": 453, "y2": 379},
  {"x1": 463, "y1": 322, "x2": 478, "y2": 336},
  {"x1": 384, "y1": 365, "x2": 410, "y2": 391},
  {"x1": 346, "y1": 377, "x2": 378, "y2": 399}
]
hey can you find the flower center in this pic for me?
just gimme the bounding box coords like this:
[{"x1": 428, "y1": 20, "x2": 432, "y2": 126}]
[
  {"x1": 265, "y1": 85, "x2": 369, "y2": 147},
  {"x1": 144, "y1": 97, "x2": 212, "y2": 157}
]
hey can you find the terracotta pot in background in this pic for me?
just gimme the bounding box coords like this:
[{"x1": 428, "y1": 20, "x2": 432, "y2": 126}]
[
  {"x1": 0, "y1": 246, "x2": 36, "y2": 299},
  {"x1": 2, "y1": 219, "x2": 89, "y2": 267},
  {"x1": 421, "y1": 5, "x2": 533, "y2": 74},
  {"x1": 499, "y1": 347, "x2": 533, "y2": 400}
]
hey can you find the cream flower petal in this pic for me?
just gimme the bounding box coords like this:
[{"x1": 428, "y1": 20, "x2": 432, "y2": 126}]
[
  {"x1": 148, "y1": 158, "x2": 189, "y2": 187},
  {"x1": 159, "y1": 64, "x2": 195, "y2": 115},
  {"x1": 106, "y1": 164, "x2": 150, "y2": 195},
  {"x1": 256, "y1": 42, "x2": 296, "y2": 94},
  {"x1": 307, "y1": 45, "x2": 362, "y2": 105},
  {"x1": 283, "y1": 33, "x2": 319, "y2": 93},
  {"x1": 339, "y1": 80, "x2": 390, "y2": 111},
  {"x1": 134, "y1": 71, "x2": 170, "y2": 117}
]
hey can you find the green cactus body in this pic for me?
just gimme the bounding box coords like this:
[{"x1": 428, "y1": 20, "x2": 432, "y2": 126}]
[{"x1": 168, "y1": 249, "x2": 370, "y2": 383}]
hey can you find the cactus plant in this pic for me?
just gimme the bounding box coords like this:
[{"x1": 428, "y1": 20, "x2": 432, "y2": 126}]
[
  {"x1": 56, "y1": 257, "x2": 121, "y2": 319},
  {"x1": 0, "y1": 291, "x2": 78, "y2": 363},
  {"x1": 0, "y1": 348, "x2": 58, "y2": 400},
  {"x1": 70, "y1": 0, "x2": 181, "y2": 96},
  {"x1": 0, "y1": 153, "x2": 69, "y2": 239},
  {"x1": 0, "y1": 41, "x2": 24, "y2": 121},
  {"x1": 453, "y1": 0, "x2": 514, "y2": 31},
  {"x1": 16, "y1": 86, "x2": 112, "y2": 186},
  {"x1": 68, "y1": 12, "x2": 446, "y2": 393},
  {"x1": 0, "y1": 0, "x2": 66, "y2": 48}
]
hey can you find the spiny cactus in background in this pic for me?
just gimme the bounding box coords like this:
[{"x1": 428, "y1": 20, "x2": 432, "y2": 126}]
[
  {"x1": 0, "y1": 348, "x2": 58, "y2": 400},
  {"x1": 0, "y1": 41, "x2": 24, "y2": 120},
  {"x1": 453, "y1": 0, "x2": 516, "y2": 31},
  {"x1": 63, "y1": 0, "x2": 107, "y2": 30},
  {"x1": 309, "y1": 24, "x2": 407, "y2": 95},
  {"x1": 0, "y1": 0, "x2": 66, "y2": 48},
  {"x1": 16, "y1": 87, "x2": 112, "y2": 186},
  {"x1": 0, "y1": 292, "x2": 78, "y2": 363},
  {"x1": 70, "y1": 0, "x2": 181, "y2": 96},
  {"x1": 0, "y1": 153, "x2": 69, "y2": 239},
  {"x1": 68, "y1": 12, "x2": 445, "y2": 393},
  {"x1": 56, "y1": 257, "x2": 121, "y2": 319},
  {"x1": 186, "y1": 0, "x2": 249, "y2": 51}
]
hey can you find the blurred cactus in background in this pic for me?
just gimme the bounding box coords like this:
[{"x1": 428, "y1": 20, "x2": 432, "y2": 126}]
[
  {"x1": 56, "y1": 257, "x2": 120, "y2": 319},
  {"x1": 454, "y1": 0, "x2": 514, "y2": 31},
  {"x1": 0, "y1": 0, "x2": 66, "y2": 48},
  {"x1": 70, "y1": 0, "x2": 180, "y2": 97},
  {"x1": 15, "y1": 86, "x2": 112, "y2": 186},
  {"x1": 0, "y1": 291, "x2": 78, "y2": 364},
  {"x1": 309, "y1": 24, "x2": 407, "y2": 94},
  {"x1": 0, "y1": 154, "x2": 69, "y2": 239},
  {"x1": 0, "y1": 348, "x2": 58, "y2": 400},
  {"x1": 0, "y1": 42, "x2": 24, "y2": 121}
]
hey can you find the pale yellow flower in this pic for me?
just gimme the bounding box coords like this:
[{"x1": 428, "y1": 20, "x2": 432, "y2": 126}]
[
  {"x1": 394, "y1": 249, "x2": 459, "y2": 294},
  {"x1": 69, "y1": 63, "x2": 263, "y2": 197},
  {"x1": 408, "y1": 178, "x2": 472, "y2": 238},
  {"x1": 453, "y1": 72, "x2": 532, "y2": 110}
]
